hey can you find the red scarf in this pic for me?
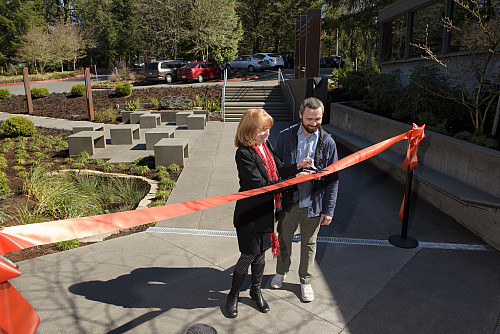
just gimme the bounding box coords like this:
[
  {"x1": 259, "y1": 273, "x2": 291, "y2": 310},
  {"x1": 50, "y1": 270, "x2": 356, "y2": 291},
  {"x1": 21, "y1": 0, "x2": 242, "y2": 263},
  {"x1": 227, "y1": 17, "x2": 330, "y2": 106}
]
[{"x1": 253, "y1": 143, "x2": 281, "y2": 258}]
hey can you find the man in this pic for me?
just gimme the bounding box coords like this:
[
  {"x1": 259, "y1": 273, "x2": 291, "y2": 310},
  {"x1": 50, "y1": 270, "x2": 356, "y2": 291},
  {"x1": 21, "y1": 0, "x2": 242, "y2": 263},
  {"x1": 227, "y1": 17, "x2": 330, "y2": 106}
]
[{"x1": 271, "y1": 97, "x2": 339, "y2": 302}]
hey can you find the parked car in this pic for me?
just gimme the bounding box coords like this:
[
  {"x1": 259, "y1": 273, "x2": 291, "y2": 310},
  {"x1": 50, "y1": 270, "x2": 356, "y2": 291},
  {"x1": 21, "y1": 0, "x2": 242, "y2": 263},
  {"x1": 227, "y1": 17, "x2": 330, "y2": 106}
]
[
  {"x1": 224, "y1": 55, "x2": 270, "y2": 72},
  {"x1": 281, "y1": 51, "x2": 294, "y2": 68},
  {"x1": 327, "y1": 56, "x2": 345, "y2": 68},
  {"x1": 320, "y1": 56, "x2": 327, "y2": 67},
  {"x1": 132, "y1": 59, "x2": 145, "y2": 68},
  {"x1": 177, "y1": 61, "x2": 222, "y2": 83},
  {"x1": 253, "y1": 53, "x2": 284, "y2": 69},
  {"x1": 144, "y1": 60, "x2": 187, "y2": 83}
]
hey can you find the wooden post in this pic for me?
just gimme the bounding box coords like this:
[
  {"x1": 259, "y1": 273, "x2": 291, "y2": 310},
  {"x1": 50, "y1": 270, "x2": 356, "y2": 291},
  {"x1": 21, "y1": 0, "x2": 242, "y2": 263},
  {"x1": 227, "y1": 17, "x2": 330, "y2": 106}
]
[
  {"x1": 299, "y1": 15, "x2": 307, "y2": 79},
  {"x1": 84, "y1": 68, "x2": 95, "y2": 121},
  {"x1": 22, "y1": 67, "x2": 33, "y2": 115},
  {"x1": 306, "y1": 9, "x2": 321, "y2": 78},
  {"x1": 295, "y1": 20, "x2": 301, "y2": 80}
]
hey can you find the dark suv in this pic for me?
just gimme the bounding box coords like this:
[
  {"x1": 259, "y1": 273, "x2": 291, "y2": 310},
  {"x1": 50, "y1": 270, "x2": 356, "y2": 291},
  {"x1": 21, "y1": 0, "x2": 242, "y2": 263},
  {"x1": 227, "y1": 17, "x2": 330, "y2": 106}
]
[{"x1": 144, "y1": 60, "x2": 187, "y2": 83}]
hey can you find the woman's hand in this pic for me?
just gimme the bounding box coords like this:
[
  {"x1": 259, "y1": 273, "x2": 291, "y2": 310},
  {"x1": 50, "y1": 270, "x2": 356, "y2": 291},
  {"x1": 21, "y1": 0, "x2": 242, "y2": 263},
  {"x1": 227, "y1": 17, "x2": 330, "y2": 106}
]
[{"x1": 297, "y1": 157, "x2": 314, "y2": 169}]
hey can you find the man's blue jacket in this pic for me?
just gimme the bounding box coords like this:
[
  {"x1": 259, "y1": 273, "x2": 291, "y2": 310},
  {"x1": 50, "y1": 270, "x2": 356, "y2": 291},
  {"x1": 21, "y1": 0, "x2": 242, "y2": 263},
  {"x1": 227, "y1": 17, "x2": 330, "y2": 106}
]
[{"x1": 276, "y1": 123, "x2": 339, "y2": 218}]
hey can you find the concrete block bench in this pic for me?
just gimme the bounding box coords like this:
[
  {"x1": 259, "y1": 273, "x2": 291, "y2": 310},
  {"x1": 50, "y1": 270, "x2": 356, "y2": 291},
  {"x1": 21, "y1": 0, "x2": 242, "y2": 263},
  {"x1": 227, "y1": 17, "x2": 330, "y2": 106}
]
[
  {"x1": 72, "y1": 123, "x2": 105, "y2": 134},
  {"x1": 175, "y1": 111, "x2": 193, "y2": 126},
  {"x1": 187, "y1": 114, "x2": 206, "y2": 130},
  {"x1": 110, "y1": 124, "x2": 140, "y2": 145},
  {"x1": 130, "y1": 111, "x2": 149, "y2": 124},
  {"x1": 151, "y1": 110, "x2": 178, "y2": 123},
  {"x1": 193, "y1": 110, "x2": 209, "y2": 117},
  {"x1": 68, "y1": 131, "x2": 106, "y2": 156},
  {"x1": 140, "y1": 113, "x2": 161, "y2": 129},
  {"x1": 154, "y1": 138, "x2": 189, "y2": 167},
  {"x1": 120, "y1": 111, "x2": 134, "y2": 123},
  {"x1": 145, "y1": 128, "x2": 175, "y2": 150}
]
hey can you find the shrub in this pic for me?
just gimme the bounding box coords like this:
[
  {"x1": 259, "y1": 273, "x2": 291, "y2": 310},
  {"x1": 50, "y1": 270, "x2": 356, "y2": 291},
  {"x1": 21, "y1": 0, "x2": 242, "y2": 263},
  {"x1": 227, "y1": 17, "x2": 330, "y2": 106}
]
[
  {"x1": 167, "y1": 163, "x2": 180, "y2": 172},
  {"x1": 1, "y1": 117, "x2": 36, "y2": 137},
  {"x1": 158, "y1": 178, "x2": 176, "y2": 190},
  {"x1": 155, "y1": 189, "x2": 171, "y2": 200},
  {"x1": 48, "y1": 72, "x2": 76, "y2": 80},
  {"x1": 94, "y1": 110, "x2": 104, "y2": 122},
  {"x1": 71, "y1": 84, "x2": 86, "y2": 97},
  {"x1": 115, "y1": 83, "x2": 132, "y2": 97},
  {"x1": 99, "y1": 162, "x2": 113, "y2": 172},
  {"x1": 31, "y1": 87, "x2": 49, "y2": 98},
  {"x1": 106, "y1": 109, "x2": 117, "y2": 122},
  {"x1": 0, "y1": 156, "x2": 7, "y2": 169},
  {"x1": 0, "y1": 88, "x2": 11, "y2": 99},
  {"x1": 0, "y1": 171, "x2": 10, "y2": 196},
  {"x1": 125, "y1": 98, "x2": 141, "y2": 111},
  {"x1": 206, "y1": 101, "x2": 221, "y2": 112},
  {"x1": 155, "y1": 169, "x2": 169, "y2": 180},
  {"x1": 150, "y1": 97, "x2": 159, "y2": 108},
  {"x1": 193, "y1": 95, "x2": 204, "y2": 107}
]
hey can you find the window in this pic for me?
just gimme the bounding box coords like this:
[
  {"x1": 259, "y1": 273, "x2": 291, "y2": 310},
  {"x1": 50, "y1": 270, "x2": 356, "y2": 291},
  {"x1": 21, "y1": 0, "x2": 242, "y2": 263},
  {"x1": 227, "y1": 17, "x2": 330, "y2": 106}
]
[
  {"x1": 411, "y1": 2, "x2": 446, "y2": 57},
  {"x1": 393, "y1": 15, "x2": 407, "y2": 61}
]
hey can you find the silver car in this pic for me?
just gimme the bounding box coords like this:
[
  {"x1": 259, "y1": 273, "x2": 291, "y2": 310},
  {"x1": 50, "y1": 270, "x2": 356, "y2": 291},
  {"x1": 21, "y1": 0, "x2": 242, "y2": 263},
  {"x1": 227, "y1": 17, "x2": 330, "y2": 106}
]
[
  {"x1": 253, "y1": 53, "x2": 284, "y2": 69},
  {"x1": 225, "y1": 55, "x2": 270, "y2": 72},
  {"x1": 144, "y1": 60, "x2": 187, "y2": 83}
]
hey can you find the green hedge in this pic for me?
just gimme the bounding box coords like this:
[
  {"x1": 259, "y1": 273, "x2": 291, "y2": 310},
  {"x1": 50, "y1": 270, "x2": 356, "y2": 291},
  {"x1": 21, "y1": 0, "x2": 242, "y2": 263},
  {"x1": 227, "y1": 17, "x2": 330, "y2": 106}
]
[
  {"x1": 71, "y1": 84, "x2": 86, "y2": 97},
  {"x1": 1, "y1": 116, "x2": 36, "y2": 137},
  {"x1": 0, "y1": 88, "x2": 11, "y2": 99},
  {"x1": 31, "y1": 87, "x2": 49, "y2": 98},
  {"x1": 115, "y1": 83, "x2": 132, "y2": 97}
]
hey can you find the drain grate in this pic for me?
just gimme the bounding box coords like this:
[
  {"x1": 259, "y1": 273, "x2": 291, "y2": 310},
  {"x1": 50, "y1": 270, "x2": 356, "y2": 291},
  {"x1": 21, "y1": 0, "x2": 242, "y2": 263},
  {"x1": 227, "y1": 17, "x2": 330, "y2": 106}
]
[{"x1": 146, "y1": 227, "x2": 493, "y2": 251}]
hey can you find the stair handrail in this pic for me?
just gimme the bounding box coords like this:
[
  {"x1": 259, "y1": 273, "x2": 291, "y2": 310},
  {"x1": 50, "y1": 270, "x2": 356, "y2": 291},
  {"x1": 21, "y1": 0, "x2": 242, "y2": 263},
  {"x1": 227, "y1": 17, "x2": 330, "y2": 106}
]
[
  {"x1": 278, "y1": 68, "x2": 295, "y2": 118},
  {"x1": 222, "y1": 68, "x2": 227, "y2": 122}
]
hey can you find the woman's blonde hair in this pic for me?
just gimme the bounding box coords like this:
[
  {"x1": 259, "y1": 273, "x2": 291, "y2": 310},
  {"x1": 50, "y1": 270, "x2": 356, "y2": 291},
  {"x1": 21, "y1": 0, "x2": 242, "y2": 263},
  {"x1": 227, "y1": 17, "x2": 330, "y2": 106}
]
[{"x1": 234, "y1": 108, "x2": 274, "y2": 147}]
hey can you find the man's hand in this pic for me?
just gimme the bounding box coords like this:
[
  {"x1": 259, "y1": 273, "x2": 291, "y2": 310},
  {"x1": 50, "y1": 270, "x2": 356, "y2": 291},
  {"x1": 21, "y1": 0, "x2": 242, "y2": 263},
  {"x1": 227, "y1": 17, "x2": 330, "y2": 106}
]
[
  {"x1": 320, "y1": 214, "x2": 332, "y2": 225},
  {"x1": 297, "y1": 157, "x2": 313, "y2": 169}
]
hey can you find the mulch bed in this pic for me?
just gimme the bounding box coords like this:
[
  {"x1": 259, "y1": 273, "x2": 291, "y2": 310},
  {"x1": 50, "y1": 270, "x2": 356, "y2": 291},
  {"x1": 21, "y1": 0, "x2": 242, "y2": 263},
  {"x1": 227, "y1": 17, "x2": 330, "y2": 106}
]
[{"x1": 0, "y1": 86, "x2": 222, "y2": 120}]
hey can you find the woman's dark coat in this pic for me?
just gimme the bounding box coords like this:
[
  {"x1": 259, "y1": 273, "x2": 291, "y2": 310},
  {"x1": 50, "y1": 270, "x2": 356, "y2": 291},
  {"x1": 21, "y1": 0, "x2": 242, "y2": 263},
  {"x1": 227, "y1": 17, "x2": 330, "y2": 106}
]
[{"x1": 233, "y1": 141, "x2": 299, "y2": 254}]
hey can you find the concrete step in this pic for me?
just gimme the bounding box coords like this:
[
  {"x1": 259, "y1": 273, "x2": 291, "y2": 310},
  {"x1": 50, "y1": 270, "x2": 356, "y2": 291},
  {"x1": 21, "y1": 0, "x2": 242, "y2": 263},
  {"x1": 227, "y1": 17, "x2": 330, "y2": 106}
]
[
  {"x1": 223, "y1": 84, "x2": 291, "y2": 122},
  {"x1": 225, "y1": 101, "x2": 289, "y2": 107}
]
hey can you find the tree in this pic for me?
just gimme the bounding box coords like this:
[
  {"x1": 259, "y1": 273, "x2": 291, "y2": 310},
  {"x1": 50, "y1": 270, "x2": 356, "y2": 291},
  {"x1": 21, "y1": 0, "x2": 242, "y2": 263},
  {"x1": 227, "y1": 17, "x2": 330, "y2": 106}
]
[
  {"x1": 50, "y1": 23, "x2": 84, "y2": 71},
  {"x1": 135, "y1": 0, "x2": 188, "y2": 59},
  {"x1": 322, "y1": 0, "x2": 396, "y2": 63},
  {"x1": 0, "y1": 0, "x2": 45, "y2": 68},
  {"x1": 412, "y1": 0, "x2": 499, "y2": 135},
  {"x1": 15, "y1": 26, "x2": 53, "y2": 74},
  {"x1": 186, "y1": 0, "x2": 242, "y2": 63}
]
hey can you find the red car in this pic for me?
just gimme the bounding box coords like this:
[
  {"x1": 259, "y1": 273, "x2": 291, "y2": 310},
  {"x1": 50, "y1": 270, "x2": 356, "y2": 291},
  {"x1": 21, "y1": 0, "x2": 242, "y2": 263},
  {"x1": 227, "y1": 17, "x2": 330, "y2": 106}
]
[{"x1": 177, "y1": 62, "x2": 222, "y2": 83}]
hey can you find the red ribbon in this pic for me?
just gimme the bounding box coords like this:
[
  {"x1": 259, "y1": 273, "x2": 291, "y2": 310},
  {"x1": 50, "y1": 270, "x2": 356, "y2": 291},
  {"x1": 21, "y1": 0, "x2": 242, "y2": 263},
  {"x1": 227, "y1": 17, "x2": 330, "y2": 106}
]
[
  {"x1": 398, "y1": 124, "x2": 426, "y2": 220},
  {"x1": 0, "y1": 124, "x2": 425, "y2": 333}
]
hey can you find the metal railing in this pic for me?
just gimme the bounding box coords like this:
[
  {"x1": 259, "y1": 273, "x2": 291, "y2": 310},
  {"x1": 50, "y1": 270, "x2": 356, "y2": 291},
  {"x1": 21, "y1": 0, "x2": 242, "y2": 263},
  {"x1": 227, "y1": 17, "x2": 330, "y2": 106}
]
[
  {"x1": 278, "y1": 68, "x2": 295, "y2": 117},
  {"x1": 222, "y1": 68, "x2": 227, "y2": 122}
]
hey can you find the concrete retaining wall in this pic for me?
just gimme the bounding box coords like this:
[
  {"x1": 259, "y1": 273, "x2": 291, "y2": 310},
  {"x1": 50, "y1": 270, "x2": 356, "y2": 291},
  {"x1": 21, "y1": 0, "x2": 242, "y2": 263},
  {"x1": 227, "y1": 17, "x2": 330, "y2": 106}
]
[{"x1": 329, "y1": 102, "x2": 500, "y2": 249}]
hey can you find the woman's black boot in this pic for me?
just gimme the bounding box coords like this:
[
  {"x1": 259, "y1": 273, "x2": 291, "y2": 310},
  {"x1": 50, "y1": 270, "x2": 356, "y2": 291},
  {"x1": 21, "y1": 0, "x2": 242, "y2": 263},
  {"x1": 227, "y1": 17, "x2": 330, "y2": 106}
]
[
  {"x1": 250, "y1": 263, "x2": 270, "y2": 313},
  {"x1": 226, "y1": 271, "x2": 246, "y2": 318}
]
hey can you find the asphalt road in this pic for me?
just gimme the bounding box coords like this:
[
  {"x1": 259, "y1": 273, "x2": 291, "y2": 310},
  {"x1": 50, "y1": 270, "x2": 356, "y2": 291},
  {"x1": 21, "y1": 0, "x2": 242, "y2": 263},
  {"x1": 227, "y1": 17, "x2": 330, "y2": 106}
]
[{"x1": 3, "y1": 68, "x2": 334, "y2": 95}]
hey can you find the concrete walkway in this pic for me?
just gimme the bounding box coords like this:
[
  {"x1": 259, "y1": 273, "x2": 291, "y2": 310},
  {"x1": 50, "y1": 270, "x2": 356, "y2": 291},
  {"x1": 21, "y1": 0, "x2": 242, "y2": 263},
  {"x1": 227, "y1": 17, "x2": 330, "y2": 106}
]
[{"x1": 3, "y1": 114, "x2": 500, "y2": 334}]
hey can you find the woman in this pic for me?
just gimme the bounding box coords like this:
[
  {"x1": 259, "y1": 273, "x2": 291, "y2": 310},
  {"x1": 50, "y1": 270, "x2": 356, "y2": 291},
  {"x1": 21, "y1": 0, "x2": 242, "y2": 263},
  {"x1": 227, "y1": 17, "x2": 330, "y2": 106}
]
[{"x1": 226, "y1": 108, "x2": 312, "y2": 318}]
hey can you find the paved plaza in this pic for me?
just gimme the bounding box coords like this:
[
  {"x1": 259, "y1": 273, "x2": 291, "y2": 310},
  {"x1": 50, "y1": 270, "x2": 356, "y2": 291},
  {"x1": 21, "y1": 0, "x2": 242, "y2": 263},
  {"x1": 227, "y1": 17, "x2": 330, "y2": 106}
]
[{"x1": 1, "y1": 111, "x2": 499, "y2": 333}]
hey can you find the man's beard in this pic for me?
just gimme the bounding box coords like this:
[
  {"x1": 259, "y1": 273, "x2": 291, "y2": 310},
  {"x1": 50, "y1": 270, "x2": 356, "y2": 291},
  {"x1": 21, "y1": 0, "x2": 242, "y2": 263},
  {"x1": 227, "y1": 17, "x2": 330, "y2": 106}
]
[{"x1": 302, "y1": 120, "x2": 319, "y2": 134}]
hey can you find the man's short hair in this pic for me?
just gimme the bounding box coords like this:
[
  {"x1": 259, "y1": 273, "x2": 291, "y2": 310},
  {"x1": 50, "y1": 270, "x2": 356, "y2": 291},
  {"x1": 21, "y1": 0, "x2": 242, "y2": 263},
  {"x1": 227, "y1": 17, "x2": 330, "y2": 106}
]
[{"x1": 299, "y1": 97, "x2": 324, "y2": 115}]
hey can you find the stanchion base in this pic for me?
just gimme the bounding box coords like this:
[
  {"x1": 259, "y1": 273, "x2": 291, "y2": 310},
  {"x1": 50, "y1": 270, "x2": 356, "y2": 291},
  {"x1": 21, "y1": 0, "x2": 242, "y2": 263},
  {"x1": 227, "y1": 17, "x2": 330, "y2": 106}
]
[{"x1": 389, "y1": 235, "x2": 419, "y2": 249}]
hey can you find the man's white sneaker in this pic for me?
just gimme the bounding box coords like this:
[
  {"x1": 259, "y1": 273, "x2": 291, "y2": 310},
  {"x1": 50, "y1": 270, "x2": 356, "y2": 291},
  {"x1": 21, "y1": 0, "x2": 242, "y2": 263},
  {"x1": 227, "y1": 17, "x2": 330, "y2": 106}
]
[
  {"x1": 270, "y1": 274, "x2": 286, "y2": 289},
  {"x1": 301, "y1": 284, "x2": 314, "y2": 302}
]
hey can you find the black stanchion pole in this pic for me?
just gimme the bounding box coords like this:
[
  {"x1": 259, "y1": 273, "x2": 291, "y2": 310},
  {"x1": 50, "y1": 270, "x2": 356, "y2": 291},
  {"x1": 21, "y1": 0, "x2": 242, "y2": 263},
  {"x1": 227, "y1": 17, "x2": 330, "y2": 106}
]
[{"x1": 389, "y1": 167, "x2": 419, "y2": 248}]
